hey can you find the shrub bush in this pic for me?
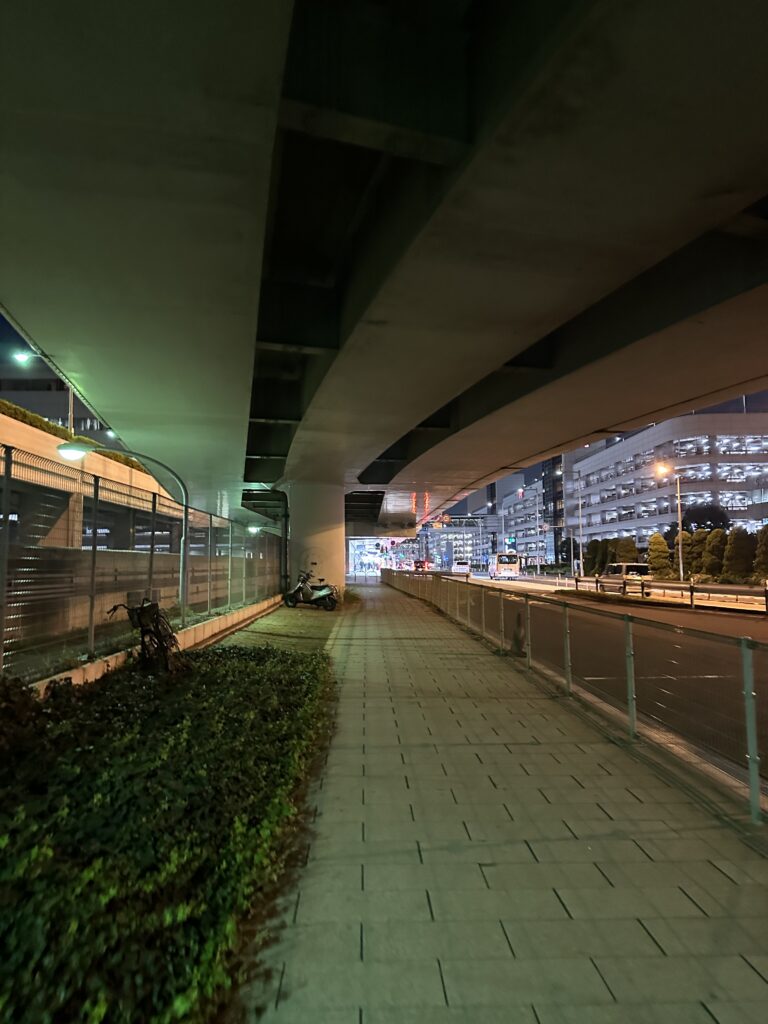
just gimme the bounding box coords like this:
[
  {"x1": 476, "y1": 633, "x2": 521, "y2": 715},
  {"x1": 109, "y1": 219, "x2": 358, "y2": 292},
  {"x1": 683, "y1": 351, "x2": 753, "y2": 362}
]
[
  {"x1": 722, "y1": 527, "x2": 757, "y2": 582},
  {"x1": 647, "y1": 532, "x2": 673, "y2": 578},
  {"x1": 0, "y1": 398, "x2": 143, "y2": 471},
  {"x1": 0, "y1": 644, "x2": 334, "y2": 1023}
]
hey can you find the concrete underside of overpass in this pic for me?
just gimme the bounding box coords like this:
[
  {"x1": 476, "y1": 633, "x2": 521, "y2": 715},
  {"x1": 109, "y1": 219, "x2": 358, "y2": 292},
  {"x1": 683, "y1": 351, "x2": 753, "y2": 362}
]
[{"x1": 3, "y1": 1, "x2": 768, "y2": 582}]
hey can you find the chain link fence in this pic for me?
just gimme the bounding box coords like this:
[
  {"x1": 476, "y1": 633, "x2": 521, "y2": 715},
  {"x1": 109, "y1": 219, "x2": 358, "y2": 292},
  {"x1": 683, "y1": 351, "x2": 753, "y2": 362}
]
[
  {"x1": 382, "y1": 569, "x2": 766, "y2": 824},
  {"x1": 0, "y1": 444, "x2": 282, "y2": 682}
]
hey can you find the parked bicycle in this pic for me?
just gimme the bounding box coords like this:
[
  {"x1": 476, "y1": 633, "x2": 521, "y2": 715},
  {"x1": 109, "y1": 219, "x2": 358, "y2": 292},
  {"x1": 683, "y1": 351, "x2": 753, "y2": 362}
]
[{"x1": 108, "y1": 598, "x2": 181, "y2": 672}]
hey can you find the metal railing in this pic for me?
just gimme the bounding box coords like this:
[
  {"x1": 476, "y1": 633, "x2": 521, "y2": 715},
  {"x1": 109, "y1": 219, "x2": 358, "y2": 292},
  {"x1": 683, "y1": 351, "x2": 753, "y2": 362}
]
[
  {"x1": 574, "y1": 574, "x2": 768, "y2": 612},
  {"x1": 382, "y1": 569, "x2": 766, "y2": 824},
  {"x1": 0, "y1": 444, "x2": 283, "y2": 682}
]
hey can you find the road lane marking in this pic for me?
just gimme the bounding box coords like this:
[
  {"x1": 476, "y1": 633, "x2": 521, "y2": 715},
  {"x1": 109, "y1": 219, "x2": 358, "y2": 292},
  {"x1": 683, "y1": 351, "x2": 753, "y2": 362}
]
[{"x1": 582, "y1": 674, "x2": 732, "y2": 681}]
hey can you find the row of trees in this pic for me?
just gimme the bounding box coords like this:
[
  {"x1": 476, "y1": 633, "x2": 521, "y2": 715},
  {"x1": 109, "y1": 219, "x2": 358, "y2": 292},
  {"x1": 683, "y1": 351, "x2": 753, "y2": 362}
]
[
  {"x1": 583, "y1": 525, "x2": 768, "y2": 583},
  {"x1": 648, "y1": 525, "x2": 768, "y2": 583}
]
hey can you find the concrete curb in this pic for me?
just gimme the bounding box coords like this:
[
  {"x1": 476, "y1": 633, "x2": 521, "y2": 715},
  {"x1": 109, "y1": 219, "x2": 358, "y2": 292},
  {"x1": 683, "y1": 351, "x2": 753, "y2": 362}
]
[{"x1": 33, "y1": 595, "x2": 283, "y2": 695}]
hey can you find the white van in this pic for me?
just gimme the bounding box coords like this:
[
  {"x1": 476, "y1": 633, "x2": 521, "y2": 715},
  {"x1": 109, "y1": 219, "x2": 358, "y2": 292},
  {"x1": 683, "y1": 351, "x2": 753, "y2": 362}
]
[
  {"x1": 602, "y1": 562, "x2": 649, "y2": 578},
  {"x1": 489, "y1": 552, "x2": 520, "y2": 580},
  {"x1": 451, "y1": 559, "x2": 470, "y2": 575}
]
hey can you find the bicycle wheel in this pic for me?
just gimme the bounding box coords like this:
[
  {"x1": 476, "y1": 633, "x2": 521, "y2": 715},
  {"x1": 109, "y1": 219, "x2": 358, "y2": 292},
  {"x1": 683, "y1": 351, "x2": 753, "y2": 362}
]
[
  {"x1": 141, "y1": 631, "x2": 169, "y2": 673},
  {"x1": 157, "y1": 612, "x2": 181, "y2": 650}
]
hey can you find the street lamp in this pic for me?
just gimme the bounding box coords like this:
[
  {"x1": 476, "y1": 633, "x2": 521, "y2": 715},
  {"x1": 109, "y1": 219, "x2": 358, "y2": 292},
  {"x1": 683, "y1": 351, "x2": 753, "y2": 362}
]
[
  {"x1": 57, "y1": 440, "x2": 191, "y2": 623},
  {"x1": 656, "y1": 462, "x2": 684, "y2": 581}
]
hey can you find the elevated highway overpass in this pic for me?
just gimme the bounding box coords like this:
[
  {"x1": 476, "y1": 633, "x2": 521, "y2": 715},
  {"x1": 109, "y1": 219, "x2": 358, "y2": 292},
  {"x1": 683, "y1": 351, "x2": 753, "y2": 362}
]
[{"x1": 3, "y1": 0, "x2": 768, "y2": 584}]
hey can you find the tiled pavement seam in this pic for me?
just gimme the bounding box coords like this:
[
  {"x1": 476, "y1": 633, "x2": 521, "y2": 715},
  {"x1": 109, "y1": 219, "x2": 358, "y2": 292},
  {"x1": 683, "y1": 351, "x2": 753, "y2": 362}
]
[{"x1": 234, "y1": 582, "x2": 768, "y2": 1023}]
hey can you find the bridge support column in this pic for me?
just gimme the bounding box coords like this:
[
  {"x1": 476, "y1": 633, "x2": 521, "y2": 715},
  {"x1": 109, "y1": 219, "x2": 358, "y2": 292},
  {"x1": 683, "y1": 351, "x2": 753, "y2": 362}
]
[{"x1": 285, "y1": 482, "x2": 346, "y2": 593}]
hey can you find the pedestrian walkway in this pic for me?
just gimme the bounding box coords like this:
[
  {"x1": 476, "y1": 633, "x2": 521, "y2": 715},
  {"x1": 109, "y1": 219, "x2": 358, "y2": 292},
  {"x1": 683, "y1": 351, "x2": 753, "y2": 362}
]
[{"x1": 234, "y1": 582, "x2": 768, "y2": 1023}]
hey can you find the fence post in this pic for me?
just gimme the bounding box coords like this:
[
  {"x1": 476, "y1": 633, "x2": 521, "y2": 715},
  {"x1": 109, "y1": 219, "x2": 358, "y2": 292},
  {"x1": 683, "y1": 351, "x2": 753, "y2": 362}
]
[
  {"x1": 180, "y1": 502, "x2": 189, "y2": 628},
  {"x1": 87, "y1": 476, "x2": 100, "y2": 657},
  {"x1": 740, "y1": 638, "x2": 763, "y2": 825},
  {"x1": 241, "y1": 529, "x2": 247, "y2": 605},
  {"x1": 525, "y1": 596, "x2": 532, "y2": 670},
  {"x1": 624, "y1": 614, "x2": 637, "y2": 739},
  {"x1": 595, "y1": 575, "x2": 599, "y2": 592},
  {"x1": 207, "y1": 513, "x2": 213, "y2": 615},
  {"x1": 227, "y1": 521, "x2": 233, "y2": 607},
  {"x1": 147, "y1": 492, "x2": 157, "y2": 600},
  {"x1": 481, "y1": 586, "x2": 486, "y2": 638},
  {"x1": 0, "y1": 447, "x2": 14, "y2": 673},
  {"x1": 466, "y1": 584, "x2": 470, "y2": 625},
  {"x1": 563, "y1": 603, "x2": 573, "y2": 695},
  {"x1": 499, "y1": 593, "x2": 505, "y2": 650},
  {"x1": 689, "y1": 582, "x2": 695, "y2": 609}
]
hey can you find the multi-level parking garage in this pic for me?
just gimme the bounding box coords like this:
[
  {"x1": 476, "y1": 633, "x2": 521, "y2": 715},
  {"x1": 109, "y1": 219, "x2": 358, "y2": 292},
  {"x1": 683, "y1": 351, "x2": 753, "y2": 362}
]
[{"x1": 566, "y1": 413, "x2": 768, "y2": 545}]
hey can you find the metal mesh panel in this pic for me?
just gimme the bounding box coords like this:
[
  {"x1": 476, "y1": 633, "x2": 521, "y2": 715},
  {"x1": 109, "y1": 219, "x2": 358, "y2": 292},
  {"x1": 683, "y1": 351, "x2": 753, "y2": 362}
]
[
  {"x1": 633, "y1": 622, "x2": 746, "y2": 770},
  {"x1": 501, "y1": 593, "x2": 527, "y2": 657},
  {"x1": 568, "y1": 606, "x2": 628, "y2": 713},
  {"x1": 528, "y1": 600, "x2": 566, "y2": 678},
  {"x1": 0, "y1": 445, "x2": 283, "y2": 680},
  {"x1": 753, "y1": 645, "x2": 768, "y2": 781},
  {"x1": 483, "y1": 588, "x2": 502, "y2": 646}
]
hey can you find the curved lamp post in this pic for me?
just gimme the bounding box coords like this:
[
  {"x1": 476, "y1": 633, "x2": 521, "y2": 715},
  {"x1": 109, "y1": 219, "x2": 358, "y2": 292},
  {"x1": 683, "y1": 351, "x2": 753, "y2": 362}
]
[{"x1": 57, "y1": 441, "x2": 190, "y2": 624}]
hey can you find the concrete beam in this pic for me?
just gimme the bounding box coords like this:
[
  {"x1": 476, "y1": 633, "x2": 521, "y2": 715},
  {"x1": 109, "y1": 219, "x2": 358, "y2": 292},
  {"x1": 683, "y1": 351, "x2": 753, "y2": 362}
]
[{"x1": 279, "y1": 100, "x2": 467, "y2": 166}]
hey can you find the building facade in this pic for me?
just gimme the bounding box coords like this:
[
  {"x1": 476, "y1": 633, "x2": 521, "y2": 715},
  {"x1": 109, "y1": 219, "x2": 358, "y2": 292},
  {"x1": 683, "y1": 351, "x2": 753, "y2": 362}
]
[
  {"x1": 501, "y1": 479, "x2": 546, "y2": 569},
  {"x1": 566, "y1": 413, "x2": 768, "y2": 546}
]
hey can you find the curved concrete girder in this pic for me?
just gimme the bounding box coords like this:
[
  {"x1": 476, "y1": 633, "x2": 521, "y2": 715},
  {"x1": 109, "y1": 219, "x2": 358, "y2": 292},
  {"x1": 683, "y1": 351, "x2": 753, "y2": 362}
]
[
  {"x1": 283, "y1": 0, "x2": 768, "y2": 497},
  {"x1": 0, "y1": 1, "x2": 293, "y2": 517},
  {"x1": 362, "y1": 226, "x2": 768, "y2": 486},
  {"x1": 385, "y1": 282, "x2": 768, "y2": 527}
]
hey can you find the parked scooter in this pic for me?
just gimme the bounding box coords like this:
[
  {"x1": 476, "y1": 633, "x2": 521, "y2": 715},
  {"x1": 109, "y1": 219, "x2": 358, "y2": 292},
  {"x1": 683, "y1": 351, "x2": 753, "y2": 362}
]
[{"x1": 284, "y1": 569, "x2": 339, "y2": 611}]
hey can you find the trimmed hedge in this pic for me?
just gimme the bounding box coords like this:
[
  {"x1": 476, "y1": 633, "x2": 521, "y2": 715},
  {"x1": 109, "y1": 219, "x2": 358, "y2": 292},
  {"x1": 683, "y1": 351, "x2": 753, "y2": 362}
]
[
  {"x1": 0, "y1": 644, "x2": 334, "y2": 1023},
  {"x1": 0, "y1": 398, "x2": 143, "y2": 471}
]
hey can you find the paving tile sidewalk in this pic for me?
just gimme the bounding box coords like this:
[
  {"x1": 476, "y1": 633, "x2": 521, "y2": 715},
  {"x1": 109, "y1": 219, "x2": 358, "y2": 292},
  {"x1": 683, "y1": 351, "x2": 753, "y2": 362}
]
[{"x1": 234, "y1": 582, "x2": 768, "y2": 1023}]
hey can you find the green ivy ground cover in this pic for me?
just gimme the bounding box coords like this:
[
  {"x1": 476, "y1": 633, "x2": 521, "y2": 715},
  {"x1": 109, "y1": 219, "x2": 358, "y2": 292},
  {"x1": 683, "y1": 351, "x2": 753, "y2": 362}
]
[{"x1": 0, "y1": 644, "x2": 334, "y2": 1023}]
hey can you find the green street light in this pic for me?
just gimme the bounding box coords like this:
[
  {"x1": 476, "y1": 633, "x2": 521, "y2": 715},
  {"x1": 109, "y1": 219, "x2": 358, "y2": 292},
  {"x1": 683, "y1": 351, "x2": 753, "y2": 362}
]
[
  {"x1": 57, "y1": 441, "x2": 190, "y2": 623},
  {"x1": 12, "y1": 350, "x2": 34, "y2": 365}
]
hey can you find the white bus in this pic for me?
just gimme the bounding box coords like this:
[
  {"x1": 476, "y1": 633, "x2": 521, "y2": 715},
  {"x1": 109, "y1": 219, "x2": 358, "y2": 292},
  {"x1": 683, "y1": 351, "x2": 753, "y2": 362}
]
[{"x1": 488, "y1": 552, "x2": 520, "y2": 580}]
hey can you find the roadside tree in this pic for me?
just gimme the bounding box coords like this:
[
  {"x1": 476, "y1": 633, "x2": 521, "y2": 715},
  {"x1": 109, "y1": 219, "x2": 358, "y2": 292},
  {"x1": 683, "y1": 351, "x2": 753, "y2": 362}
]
[
  {"x1": 672, "y1": 530, "x2": 693, "y2": 579},
  {"x1": 722, "y1": 527, "x2": 757, "y2": 581},
  {"x1": 754, "y1": 524, "x2": 768, "y2": 581},
  {"x1": 647, "y1": 532, "x2": 672, "y2": 578},
  {"x1": 584, "y1": 539, "x2": 600, "y2": 575},
  {"x1": 702, "y1": 528, "x2": 727, "y2": 577},
  {"x1": 682, "y1": 503, "x2": 730, "y2": 532},
  {"x1": 614, "y1": 537, "x2": 639, "y2": 562},
  {"x1": 688, "y1": 528, "x2": 709, "y2": 575}
]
